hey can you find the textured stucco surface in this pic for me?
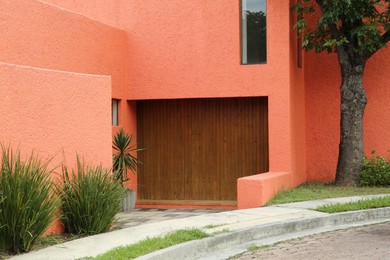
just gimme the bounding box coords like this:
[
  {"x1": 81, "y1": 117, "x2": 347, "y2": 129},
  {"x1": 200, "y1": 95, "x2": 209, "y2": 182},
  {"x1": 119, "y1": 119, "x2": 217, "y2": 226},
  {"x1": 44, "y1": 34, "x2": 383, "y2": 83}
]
[
  {"x1": 0, "y1": 62, "x2": 112, "y2": 170},
  {"x1": 40, "y1": 0, "x2": 307, "y2": 206},
  {"x1": 131, "y1": 0, "x2": 292, "y2": 173},
  {"x1": 0, "y1": 0, "x2": 325, "y2": 209},
  {"x1": 0, "y1": 0, "x2": 129, "y2": 232},
  {"x1": 0, "y1": 0, "x2": 128, "y2": 99},
  {"x1": 38, "y1": 0, "x2": 390, "y2": 202},
  {"x1": 305, "y1": 47, "x2": 390, "y2": 182},
  {"x1": 289, "y1": 1, "x2": 307, "y2": 186},
  {"x1": 123, "y1": 0, "x2": 298, "y2": 203},
  {"x1": 40, "y1": 0, "x2": 127, "y2": 29},
  {"x1": 0, "y1": 0, "x2": 129, "y2": 174},
  {"x1": 237, "y1": 172, "x2": 291, "y2": 209},
  {"x1": 0, "y1": 62, "x2": 112, "y2": 234},
  {"x1": 17, "y1": 0, "x2": 390, "y2": 204}
]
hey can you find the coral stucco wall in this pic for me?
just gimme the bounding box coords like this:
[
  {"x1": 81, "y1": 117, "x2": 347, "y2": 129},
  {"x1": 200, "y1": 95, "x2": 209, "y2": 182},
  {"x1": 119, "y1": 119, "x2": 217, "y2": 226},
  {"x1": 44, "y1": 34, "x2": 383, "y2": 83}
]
[
  {"x1": 0, "y1": 0, "x2": 128, "y2": 164},
  {"x1": 12, "y1": 0, "x2": 390, "y2": 206},
  {"x1": 43, "y1": 0, "x2": 308, "y2": 207},
  {"x1": 289, "y1": 5, "x2": 306, "y2": 187},
  {"x1": 0, "y1": 0, "x2": 128, "y2": 182},
  {"x1": 126, "y1": 0, "x2": 300, "y2": 207},
  {"x1": 41, "y1": 0, "x2": 127, "y2": 29},
  {"x1": 0, "y1": 62, "x2": 112, "y2": 234},
  {"x1": 0, "y1": 0, "x2": 130, "y2": 233},
  {"x1": 305, "y1": 44, "x2": 390, "y2": 182},
  {"x1": 0, "y1": 62, "x2": 112, "y2": 169},
  {"x1": 0, "y1": 0, "x2": 128, "y2": 100}
]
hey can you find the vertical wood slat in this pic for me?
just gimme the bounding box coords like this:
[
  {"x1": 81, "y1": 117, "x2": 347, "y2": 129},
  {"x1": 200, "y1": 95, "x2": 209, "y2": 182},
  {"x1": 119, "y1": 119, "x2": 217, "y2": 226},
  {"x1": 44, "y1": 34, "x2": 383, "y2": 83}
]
[{"x1": 137, "y1": 97, "x2": 269, "y2": 202}]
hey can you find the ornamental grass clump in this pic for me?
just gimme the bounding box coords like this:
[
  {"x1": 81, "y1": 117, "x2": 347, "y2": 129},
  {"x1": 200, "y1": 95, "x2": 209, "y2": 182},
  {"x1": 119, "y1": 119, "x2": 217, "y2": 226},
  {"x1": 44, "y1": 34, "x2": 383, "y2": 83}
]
[
  {"x1": 58, "y1": 158, "x2": 124, "y2": 235},
  {"x1": 0, "y1": 146, "x2": 58, "y2": 254}
]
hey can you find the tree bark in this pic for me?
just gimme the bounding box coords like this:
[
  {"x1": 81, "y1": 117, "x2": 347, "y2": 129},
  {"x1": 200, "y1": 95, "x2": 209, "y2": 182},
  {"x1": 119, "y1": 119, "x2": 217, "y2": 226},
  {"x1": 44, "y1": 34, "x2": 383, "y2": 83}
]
[{"x1": 335, "y1": 65, "x2": 367, "y2": 186}]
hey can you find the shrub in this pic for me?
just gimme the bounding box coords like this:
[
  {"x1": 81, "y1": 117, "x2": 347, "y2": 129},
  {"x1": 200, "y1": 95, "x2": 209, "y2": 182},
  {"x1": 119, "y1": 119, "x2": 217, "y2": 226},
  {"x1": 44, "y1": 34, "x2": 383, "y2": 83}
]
[
  {"x1": 360, "y1": 150, "x2": 390, "y2": 186},
  {"x1": 58, "y1": 158, "x2": 125, "y2": 235},
  {"x1": 0, "y1": 146, "x2": 58, "y2": 254}
]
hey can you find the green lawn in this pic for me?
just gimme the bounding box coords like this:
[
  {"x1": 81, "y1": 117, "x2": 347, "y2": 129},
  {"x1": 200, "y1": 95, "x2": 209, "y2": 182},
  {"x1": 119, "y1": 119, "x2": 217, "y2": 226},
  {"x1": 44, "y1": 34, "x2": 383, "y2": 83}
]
[
  {"x1": 315, "y1": 196, "x2": 390, "y2": 213},
  {"x1": 89, "y1": 229, "x2": 209, "y2": 260},
  {"x1": 266, "y1": 182, "x2": 390, "y2": 205}
]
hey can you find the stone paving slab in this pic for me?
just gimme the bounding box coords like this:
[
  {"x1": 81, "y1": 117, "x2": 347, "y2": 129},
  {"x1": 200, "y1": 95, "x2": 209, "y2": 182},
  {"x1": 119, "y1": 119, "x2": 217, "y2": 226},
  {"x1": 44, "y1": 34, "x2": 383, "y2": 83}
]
[{"x1": 114, "y1": 208, "x2": 226, "y2": 229}]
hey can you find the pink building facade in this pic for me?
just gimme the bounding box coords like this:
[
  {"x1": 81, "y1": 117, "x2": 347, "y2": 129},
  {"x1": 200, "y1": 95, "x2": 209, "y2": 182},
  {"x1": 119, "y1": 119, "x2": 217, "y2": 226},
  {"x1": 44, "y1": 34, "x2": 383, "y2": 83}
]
[{"x1": 1, "y1": 0, "x2": 389, "y2": 211}]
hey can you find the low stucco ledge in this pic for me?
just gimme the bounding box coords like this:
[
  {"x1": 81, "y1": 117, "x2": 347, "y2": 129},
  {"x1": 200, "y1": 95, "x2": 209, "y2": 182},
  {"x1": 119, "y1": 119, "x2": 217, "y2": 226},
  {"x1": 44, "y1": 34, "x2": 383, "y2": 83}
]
[{"x1": 237, "y1": 172, "x2": 292, "y2": 209}]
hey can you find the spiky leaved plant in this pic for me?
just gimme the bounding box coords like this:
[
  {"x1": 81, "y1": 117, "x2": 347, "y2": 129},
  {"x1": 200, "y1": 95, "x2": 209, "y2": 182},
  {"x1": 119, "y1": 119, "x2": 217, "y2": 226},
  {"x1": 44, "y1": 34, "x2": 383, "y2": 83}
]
[{"x1": 112, "y1": 129, "x2": 143, "y2": 187}]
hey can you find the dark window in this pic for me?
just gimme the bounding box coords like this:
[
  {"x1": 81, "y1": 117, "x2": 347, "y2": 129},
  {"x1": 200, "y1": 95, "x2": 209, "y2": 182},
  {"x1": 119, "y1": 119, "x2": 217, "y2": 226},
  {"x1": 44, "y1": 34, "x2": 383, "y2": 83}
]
[
  {"x1": 241, "y1": 0, "x2": 267, "y2": 64},
  {"x1": 112, "y1": 99, "x2": 119, "y2": 126}
]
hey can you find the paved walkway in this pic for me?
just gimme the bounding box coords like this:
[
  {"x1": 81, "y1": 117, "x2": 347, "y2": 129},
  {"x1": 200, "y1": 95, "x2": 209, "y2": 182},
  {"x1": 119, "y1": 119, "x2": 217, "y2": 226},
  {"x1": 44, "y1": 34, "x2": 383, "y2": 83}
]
[
  {"x1": 235, "y1": 221, "x2": 390, "y2": 260},
  {"x1": 11, "y1": 194, "x2": 390, "y2": 260},
  {"x1": 114, "y1": 208, "x2": 226, "y2": 229}
]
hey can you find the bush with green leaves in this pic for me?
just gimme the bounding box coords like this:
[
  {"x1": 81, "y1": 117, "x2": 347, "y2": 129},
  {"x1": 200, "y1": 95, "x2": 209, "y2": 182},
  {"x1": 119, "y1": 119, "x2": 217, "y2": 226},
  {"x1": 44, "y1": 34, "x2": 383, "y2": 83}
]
[
  {"x1": 360, "y1": 150, "x2": 390, "y2": 187},
  {"x1": 0, "y1": 146, "x2": 58, "y2": 254},
  {"x1": 58, "y1": 158, "x2": 125, "y2": 235}
]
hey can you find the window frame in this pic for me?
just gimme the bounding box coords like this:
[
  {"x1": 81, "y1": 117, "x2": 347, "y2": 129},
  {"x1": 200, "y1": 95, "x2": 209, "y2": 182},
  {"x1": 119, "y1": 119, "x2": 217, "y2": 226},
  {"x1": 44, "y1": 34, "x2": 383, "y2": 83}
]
[
  {"x1": 112, "y1": 99, "x2": 120, "y2": 126},
  {"x1": 240, "y1": 0, "x2": 267, "y2": 65}
]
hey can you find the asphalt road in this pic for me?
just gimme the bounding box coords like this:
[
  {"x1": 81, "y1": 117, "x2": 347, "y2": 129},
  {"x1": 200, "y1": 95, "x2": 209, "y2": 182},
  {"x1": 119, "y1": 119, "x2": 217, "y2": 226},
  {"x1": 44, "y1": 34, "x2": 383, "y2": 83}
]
[{"x1": 234, "y1": 222, "x2": 390, "y2": 260}]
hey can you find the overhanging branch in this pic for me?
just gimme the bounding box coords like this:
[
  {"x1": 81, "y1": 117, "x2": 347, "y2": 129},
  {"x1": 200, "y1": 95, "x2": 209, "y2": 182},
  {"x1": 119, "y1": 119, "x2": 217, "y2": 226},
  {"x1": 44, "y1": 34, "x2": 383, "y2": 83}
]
[
  {"x1": 383, "y1": 31, "x2": 390, "y2": 45},
  {"x1": 365, "y1": 30, "x2": 390, "y2": 60},
  {"x1": 315, "y1": 0, "x2": 350, "y2": 66}
]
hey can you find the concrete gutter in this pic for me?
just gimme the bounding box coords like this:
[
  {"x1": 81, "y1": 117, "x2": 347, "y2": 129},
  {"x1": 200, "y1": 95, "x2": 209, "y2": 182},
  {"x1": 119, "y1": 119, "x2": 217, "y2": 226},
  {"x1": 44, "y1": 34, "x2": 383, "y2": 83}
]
[{"x1": 137, "y1": 207, "x2": 390, "y2": 260}]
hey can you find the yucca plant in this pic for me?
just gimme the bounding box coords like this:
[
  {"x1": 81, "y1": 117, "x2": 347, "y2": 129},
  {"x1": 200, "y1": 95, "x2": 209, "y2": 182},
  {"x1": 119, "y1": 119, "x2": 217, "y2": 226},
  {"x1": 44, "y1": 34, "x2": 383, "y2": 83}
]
[
  {"x1": 112, "y1": 129, "x2": 143, "y2": 187},
  {"x1": 58, "y1": 158, "x2": 124, "y2": 235},
  {"x1": 0, "y1": 146, "x2": 58, "y2": 254}
]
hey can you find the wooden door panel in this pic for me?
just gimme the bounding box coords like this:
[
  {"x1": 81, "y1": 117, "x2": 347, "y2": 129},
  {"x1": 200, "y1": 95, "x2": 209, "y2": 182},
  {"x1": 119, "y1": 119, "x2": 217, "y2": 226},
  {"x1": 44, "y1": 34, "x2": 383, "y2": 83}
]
[{"x1": 137, "y1": 97, "x2": 268, "y2": 203}]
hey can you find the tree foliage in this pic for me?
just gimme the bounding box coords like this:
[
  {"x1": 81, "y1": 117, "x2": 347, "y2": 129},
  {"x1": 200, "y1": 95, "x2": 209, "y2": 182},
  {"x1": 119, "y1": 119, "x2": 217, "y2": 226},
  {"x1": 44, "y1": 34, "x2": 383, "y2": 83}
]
[{"x1": 293, "y1": 0, "x2": 390, "y2": 64}]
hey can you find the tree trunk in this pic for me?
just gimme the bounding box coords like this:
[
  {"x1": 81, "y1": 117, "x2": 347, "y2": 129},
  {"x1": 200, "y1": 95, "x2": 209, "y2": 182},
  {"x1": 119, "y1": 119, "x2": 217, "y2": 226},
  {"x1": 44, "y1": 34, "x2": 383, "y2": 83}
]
[{"x1": 335, "y1": 66, "x2": 367, "y2": 186}]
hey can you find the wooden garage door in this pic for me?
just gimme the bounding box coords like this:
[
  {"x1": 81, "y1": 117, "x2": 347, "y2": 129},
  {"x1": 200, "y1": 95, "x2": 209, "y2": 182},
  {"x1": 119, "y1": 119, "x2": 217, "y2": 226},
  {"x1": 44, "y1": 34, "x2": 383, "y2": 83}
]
[{"x1": 137, "y1": 97, "x2": 268, "y2": 205}]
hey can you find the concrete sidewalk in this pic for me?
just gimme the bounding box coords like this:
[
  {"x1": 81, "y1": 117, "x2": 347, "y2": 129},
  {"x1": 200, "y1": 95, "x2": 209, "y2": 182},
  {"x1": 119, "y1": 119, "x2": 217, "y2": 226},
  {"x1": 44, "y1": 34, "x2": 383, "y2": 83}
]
[{"x1": 11, "y1": 194, "x2": 390, "y2": 260}]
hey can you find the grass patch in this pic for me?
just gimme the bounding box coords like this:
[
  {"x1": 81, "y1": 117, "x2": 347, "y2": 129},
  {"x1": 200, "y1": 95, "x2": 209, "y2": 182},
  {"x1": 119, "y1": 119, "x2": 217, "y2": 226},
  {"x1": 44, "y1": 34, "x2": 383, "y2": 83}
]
[
  {"x1": 266, "y1": 182, "x2": 390, "y2": 205},
  {"x1": 314, "y1": 196, "x2": 390, "y2": 213},
  {"x1": 210, "y1": 228, "x2": 230, "y2": 235},
  {"x1": 92, "y1": 228, "x2": 209, "y2": 260},
  {"x1": 204, "y1": 224, "x2": 225, "y2": 229}
]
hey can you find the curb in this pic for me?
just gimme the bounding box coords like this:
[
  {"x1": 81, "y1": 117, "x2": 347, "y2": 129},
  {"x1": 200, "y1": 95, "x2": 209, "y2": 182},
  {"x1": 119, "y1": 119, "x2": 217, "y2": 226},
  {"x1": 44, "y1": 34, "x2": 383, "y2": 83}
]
[{"x1": 136, "y1": 207, "x2": 390, "y2": 260}]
